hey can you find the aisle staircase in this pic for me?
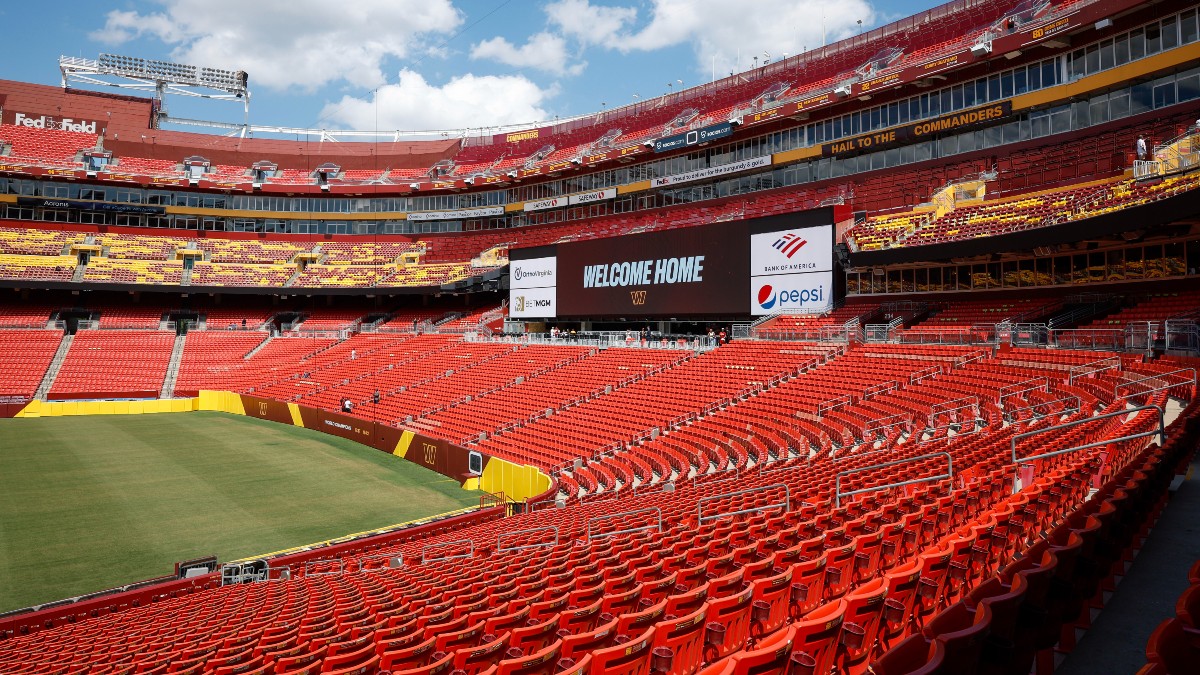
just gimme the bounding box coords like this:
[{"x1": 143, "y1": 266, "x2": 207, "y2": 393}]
[{"x1": 34, "y1": 333, "x2": 74, "y2": 399}]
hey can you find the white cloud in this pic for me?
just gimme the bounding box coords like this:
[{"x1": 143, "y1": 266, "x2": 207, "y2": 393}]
[
  {"x1": 551, "y1": 0, "x2": 876, "y2": 78},
  {"x1": 546, "y1": 0, "x2": 638, "y2": 47},
  {"x1": 319, "y1": 69, "x2": 554, "y2": 131},
  {"x1": 471, "y1": 32, "x2": 584, "y2": 76},
  {"x1": 90, "y1": 0, "x2": 463, "y2": 92}
]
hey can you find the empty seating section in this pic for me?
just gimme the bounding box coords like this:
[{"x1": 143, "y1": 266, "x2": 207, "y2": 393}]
[
  {"x1": 321, "y1": 242, "x2": 421, "y2": 265},
  {"x1": 412, "y1": 347, "x2": 683, "y2": 445},
  {"x1": 850, "y1": 167, "x2": 1200, "y2": 250},
  {"x1": 206, "y1": 164, "x2": 250, "y2": 180},
  {"x1": 250, "y1": 334, "x2": 457, "y2": 404},
  {"x1": 174, "y1": 331, "x2": 271, "y2": 395},
  {"x1": 0, "y1": 330, "x2": 61, "y2": 397},
  {"x1": 1081, "y1": 291, "x2": 1200, "y2": 331},
  {"x1": 753, "y1": 301, "x2": 881, "y2": 339},
  {"x1": 187, "y1": 335, "x2": 339, "y2": 393},
  {"x1": 109, "y1": 157, "x2": 179, "y2": 177},
  {"x1": 49, "y1": 330, "x2": 174, "y2": 396},
  {"x1": 437, "y1": 305, "x2": 505, "y2": 333},
  {"x1": 269, "y1": 169, "x2": 313, "y2": 184},
  {"x1": 0, "y1": 254, "x2": 76, "y2": 281},
  {"x1": 5, "y1": 328, "x2": 1194, "y2": 675},
  {"x1": 845, "y1": 212, "x2": 933, "y2": 251},
  {"x1": 82, "y1": 257, "x2": 182, "y2": 284},
  {"x1": 0, "y1": 227, "x2": 80, "y2": 255},
  {"x1": 474, "y1": 342, "x2": 834, "y2": 471},
  {"x1": 200, "y1": 307, "x2": 274, "y2": 330},
  {"x1": 337, "y1": 168, "x2": 387, "y2": 182},
  {"x1": 903, "y1": 298, "x2": 1048, "y2": 336},
  {"x1": 291, "y1": 264, "x2": 388, "y2": 288},
  {"x1": 0, "y1": 123, "x2": 97, "y2": 165},
  {"x1": 97, "y1": 306, "x2": 165, "y2": 329},
  {"x1": 296, "y1": 310, "x2": 370, "y2": 331},
  {"x1": 189, "y1": 261, "x2": 292, "y2": 287},
  {"x1": 198, "y1": 240, "x2": 304, "y2": 264},
  {"x1": 99, "y1": 233, "x2": 188, "y2": 260},
  {"x1": 0, "y1": 305, "x2": 55, "y2": 327}
]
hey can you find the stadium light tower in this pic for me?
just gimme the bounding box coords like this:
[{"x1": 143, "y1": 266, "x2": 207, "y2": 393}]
[{"x1": 59, "y1": 53, "x2": 250, "y2": 133}]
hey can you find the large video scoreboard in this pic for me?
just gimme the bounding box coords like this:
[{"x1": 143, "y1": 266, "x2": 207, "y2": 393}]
[{"x1": 509, "y1": 209, "x2": 835, "y2": 318}]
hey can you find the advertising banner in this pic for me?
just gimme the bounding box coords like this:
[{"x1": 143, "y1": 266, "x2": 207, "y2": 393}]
[
  {"x1": 509, "y1": 255, "x2": 557, "y2": 318},
  {"x1": 749, "y1": 224, "x2": 835, "y2": 316},
  {"x1": 407, "y1": 206, "x2": 504, "y2": 222},
  {"x1": 821, "y1": 101, "x2": 1012, "y2": 157},
  {"x1": 653, "y1": 122, "x2": 735, "y2": 153},
  {"x1": 517, "y1": 210, "x2": 833, "y2": 318},
  {"x1": 650, "y1": 155, "x2": 772, "y2": 188}
]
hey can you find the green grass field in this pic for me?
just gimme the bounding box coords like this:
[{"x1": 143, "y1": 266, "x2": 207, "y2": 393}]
[{"x1": 0, "y1": 411, "x2": 478, "y2": 612}]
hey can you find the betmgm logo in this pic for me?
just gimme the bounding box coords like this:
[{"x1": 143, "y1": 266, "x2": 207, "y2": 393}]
[
  {"x1": 630, "y1": 290, "x2": 647, "y2": 306},
  {"x1": 513, "y1": 295, "x2": 551, "y2": 313},
  {"x1": 422, "y1": 442, "x2": 437, "y2": 465}
]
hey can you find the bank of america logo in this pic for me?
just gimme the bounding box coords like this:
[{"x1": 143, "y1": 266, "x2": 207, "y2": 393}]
[{"x1": 772, "y1": 233, "x2": 808, "y2": 258}]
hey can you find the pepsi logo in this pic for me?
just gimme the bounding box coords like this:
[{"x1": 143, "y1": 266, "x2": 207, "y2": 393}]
[{"x1": 757, "y1": 284, "x2": 776, "y2": 310}]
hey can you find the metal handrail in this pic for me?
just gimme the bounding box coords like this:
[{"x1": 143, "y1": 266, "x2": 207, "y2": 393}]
[
  {"x1": 1008, "y1": 404, "x2": 1166, "y2": 467},
  {"x1": 497, "y1": 526, "x2": 559, "y2": 552},
  {"x1": 835, "y1": 452, "x2": 953, "y2": 507},
  {"x1": 998, "y1": 377, "x2": 1050, "y2": 403},
  {"x1": 1067, "y1": 356, "x2": 1122, "y2": 384},
  {"x1": 360, "y1": 553, "x2": 402, "y2": 572},
  {"x1": 864, "y1": 413, "x2": 912, "y2": 436},
  {"x1": 919, "y1": 418, "x2": 985, "y2": 444},
  {"x1": 1002, "y1": 395, "x2": 1081, "y2": 423},
  {"x1": 587, "y1": 507, "x2": 662, "y2": 542},
  {"x1": 697, "y1": 483, "x2": 790, "y2": 523},
  {"x1": 1113, "y1": 369, "x2": 1196, "y2": 400},
  {"x1": 422, "y1": 539, "x2": 474, "y2": 564}
]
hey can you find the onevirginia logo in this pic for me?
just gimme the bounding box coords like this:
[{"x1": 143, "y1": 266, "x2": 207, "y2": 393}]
[
  {"x1": 772, "y1": 232, "x2": 809, "y2": 258},
  {"x1": 757, "y1": 284, "x2": 777, "y2": 310}
]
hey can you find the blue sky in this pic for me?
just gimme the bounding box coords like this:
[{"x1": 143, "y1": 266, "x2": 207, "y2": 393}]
[{"x1": 2, "y1": 1, "x2": 934, "y2": 137}]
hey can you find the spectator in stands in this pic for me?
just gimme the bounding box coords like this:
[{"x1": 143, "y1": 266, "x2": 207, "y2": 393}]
[
  {"x1": 341, "y1": 397, "x2": 353, "y2": 414},
  {"x1": 241, "y1": 318, "x2": 247, "y2": 329},
  {"x1": 1137, "y1": 135, "x2": 1148, "y2": 160},
  {"x1": 718, "y1": 328, "x2": 728, "y2": 344},
  {"x1": 350, "y1": 349, "x2": 357, "y2": 360}
]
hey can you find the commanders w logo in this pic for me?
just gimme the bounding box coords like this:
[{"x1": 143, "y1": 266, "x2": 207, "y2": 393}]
[
  {"x1": 772, "y1": 233, "x2": 808, "y2": 258},
  {"x1": 630, "y1": 290, "x2": 647, "y2": 305}
]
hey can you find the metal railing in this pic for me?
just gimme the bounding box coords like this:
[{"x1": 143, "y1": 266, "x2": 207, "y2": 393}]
[
  {"x1": 1068, "y1": 356, "x2": 1122, "y2": 384},
  {"x1": 1009, "y1": 404, "x2": 1166, "y2": 490},
  {"x1": 998, "y1": 377, "x2": 1051, "y2": 405},
  {"x1": 1165, "y1": 320, "x2": 1200, "y2": 352},
  {"x1": 1113, "y1": 368, "x2": 1196, "y2": 400},
  {"x1": 834, "y1": 452, "x2": 953, "y2": 507},
  {"x1": 697, "y1": 484, "x2": 790, "y2": 523},
  {"x1": 1002, "y1": 395, "x2": 1081, "y2": 423}
]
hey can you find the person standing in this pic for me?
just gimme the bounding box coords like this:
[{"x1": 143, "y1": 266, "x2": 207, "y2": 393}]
[{"x1": 1136, "y1": 135, "x2": 1148, "y2": 161}]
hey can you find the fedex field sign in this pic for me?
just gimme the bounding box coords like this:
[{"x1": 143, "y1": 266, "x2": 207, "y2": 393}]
[{"x1": 10, "y1": 112, "x2": 99, "y2": 133}]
